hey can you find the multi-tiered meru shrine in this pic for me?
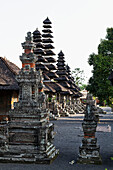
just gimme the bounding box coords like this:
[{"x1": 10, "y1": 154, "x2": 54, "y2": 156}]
[
  {"x1": 0, "y1": 32, "x2": 59, "y2": 163},
  {"x1": 0, "y1": 17, "x2": 85, "y2": 118},
  {"x1": 32, "y1": 17, "x2": 84, "y2": 117}
]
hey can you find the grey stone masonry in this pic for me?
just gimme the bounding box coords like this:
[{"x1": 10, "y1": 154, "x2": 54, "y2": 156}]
[
  {"x1": 0, "y1": 32, "x2": 59, "y2": 164},
  {"x1": 77, "y1": 93, "x2": 102, "y2": 165}
]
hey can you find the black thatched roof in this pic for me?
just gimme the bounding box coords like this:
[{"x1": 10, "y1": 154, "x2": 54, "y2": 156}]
[
  {"x1": 47, "y1": 64, "x2": 57, "y2": 70},
  {"x1": 74, "y1": 85, "x2": 81, "y2": 91},
  {"x1": 33, "y1": 38, "x2": 42, "y2": 43},
  {"x1": 44, "y1": 82, "x2": 56, "y2": 93},
  {"x1": 69, "y1": 84, "x2": 76, "y2": 89},
  {"x1": 43, "y1": 73, "x2": 51, "y2": 80},
  {"x1": 67, "y1": 79, "x2": 72, "y2": 84},
  {"x1": 34, "y1": 49, "x2": 45, "y2": 55},
  {"x1": 56, "y1": 66, "x2": 66, "y2": 70},
  {"x1": 42, "y1": 29, "x2": 53, "y2": 33},
  {"x1": 33, "y1": 35, "x2": 41, "y2": 39},
  {"x1": 42, "y1": 39, "x2": 53, "y2": 44},
  {"x1": 58, "y1": 50, "x2": 64, "y2": 56},
  {"x1": 35, "y1": 43, "x2": 44, "y2": 48},
  {"x1": 57, "y1": 51, "x2": 66, "y2": 72},
  {"x1": 36, "y1": 56, "x2": 48, "y2": 63},
  {"x1": 46, "y1": 57, "x2": 56, "y2": 63},
  {"x1": 46, "y1": 71, "x2": 58, "y2": 78},
  {"x1": 43, "y1": 17, "x2": 52, "y2": 25},
  {"x1": 55, "y1": 75, "x2": 69, "y2": 82},
  {"x1": 60, "y1": 90, "x2": 72, "y2": 95},
  {"x1": 56, "y1": 70, "x2": 67, "y2": 75},
  {"x1": 66, "y1": 76, "x2": 82, "y2": 96},
  {"x1": 56, "y1": 62, "x2": 65, "y2": 66},
  {"x1": 44, "y1": 50, "x2": 55, "y2": 56},
  {"x1": 36, "y1": 64, "x2": 49, "y2": 71},
  {"x1": 44, "y1": 82, "x2": 68, "y2": 93},
  {"x1": 43, "y1": 44, "x2": 54, "y2": 49},
  {"x1": 66, "y1": 64, "x2": 71, "y2": 75},
  {"x1": 42, "y1": 34, "x2": 53, "y2": 38},
  {"x1": 71, "y1": 90, "x2": 82, "y2": 98},
  {"x1": 33, "y1": 29, "x2": 42, "y2": 44},
  {"x1": 60, "y1": 82, "x2": 70, "y2": 88},
  {"x1": 0, "y1": 57, "x2": 20, "y2": 90},
  {"x1": 57, "y1": 58, "x2": 65, "y2": 62},
  {"x1": 33, "y1": 29, "x2": 41, "y2": 35}
]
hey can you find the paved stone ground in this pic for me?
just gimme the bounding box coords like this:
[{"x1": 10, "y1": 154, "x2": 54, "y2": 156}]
[{"x1": 0, "y1": 113, "x2": 113, "y2": 170}]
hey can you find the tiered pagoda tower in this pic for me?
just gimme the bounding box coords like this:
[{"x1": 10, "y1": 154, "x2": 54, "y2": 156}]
[
  {"x1": 33, "y1": 28, "x2": 51, "y2": 81},
  {"x1": 56, "y1": 51, "x2": 70, "y2": 89},
  {"x1": 66, "y1": 64, "x2": 81, "y2": 97},
  {"x1": 66, "y1": 64, "x2": 75, "y2": 93},
  {"x1": 0, "y1": 32, "x2": 59, "y2": 163},
  {"x1": 55, "y1": 51, "x2": 73, "y2": 116},
  {"x1": 33, "y1": 19, "x2": 71, "y2": 116},
  {"x1": 66, "y1": 64, "x2": 84, "y2": 113},
  {"x1": 42, "y1": 17, "x2": 58, "y2": 80}
]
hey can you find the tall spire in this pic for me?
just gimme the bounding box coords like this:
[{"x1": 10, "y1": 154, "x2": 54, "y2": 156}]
[
  {"x1": 33, "y1": 28, "x2": 49, "y2": 73},
  {"x1": 66, "y1": 64, "x2": 81, "y2": 97},
  {"x1": 42, "y1": 17, "x2": 58, "y2": 79},
  {"x1": 55, "y1": 51, "x2": 71, "y2": 89}
]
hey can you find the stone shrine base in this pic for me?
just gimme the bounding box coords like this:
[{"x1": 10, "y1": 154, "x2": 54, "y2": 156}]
[
  {"x1": 0, "y1": 149, "x2": 59, "y2": 164},
  {"x1": 77, "y1": 155, "x2": 102, "y2": 165},
  {"x1": 0, "y1": 107, "x2": 59, "y2": 164}
]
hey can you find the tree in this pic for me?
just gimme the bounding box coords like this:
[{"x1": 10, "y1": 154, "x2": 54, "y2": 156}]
[
  {"x1": 72, "y1": 68, "x2": 86, "y2": 88},
  {"x1": 80, "y1": 84, "x2": 87, "y2": 90},
  {"x1": 87, "y1": 28, "x2": 113, "y2": 105}
]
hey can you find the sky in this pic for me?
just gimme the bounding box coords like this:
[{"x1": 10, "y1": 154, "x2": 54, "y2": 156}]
[{"x1": 0, "y1": 0, "x2": 113, "y2": 84}]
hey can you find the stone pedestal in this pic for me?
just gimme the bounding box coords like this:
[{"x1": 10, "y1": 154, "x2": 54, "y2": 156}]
[
  {"x1": 77, "y1": 94, "x2": 102, "y2": 165},
  {"x1": 6, "y1": 106, "x2": 58, "y2": 163}
]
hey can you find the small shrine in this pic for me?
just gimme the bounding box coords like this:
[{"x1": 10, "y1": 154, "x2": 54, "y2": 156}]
[
  {"x1": 77, "y1": 93, "x2": 102, "y2": 164},
  {"x1": 0, "y1": 32, "x2": 59, "y2": 163}
]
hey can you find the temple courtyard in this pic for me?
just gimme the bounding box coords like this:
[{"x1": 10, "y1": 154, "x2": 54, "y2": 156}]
[{"x1": 0, "y1": 111, "x2": 112, "y2": 170}]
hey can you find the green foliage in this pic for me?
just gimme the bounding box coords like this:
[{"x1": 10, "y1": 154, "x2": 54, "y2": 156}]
[
  {"x1": 106, "y1": 28, "x2": 113, "y2": 40},
  {"x1": 72, "y1": 68, "x2": 86, "y2": 86},
  {"x1": 87, "y1": 28, "x2": 113, "y2": 105},
  {"x1": 80, "y1": 84, "x2": 87, "y2": 90},
  {"x1": 48, "y1": 97, "x2": 52, "y2": 102}
]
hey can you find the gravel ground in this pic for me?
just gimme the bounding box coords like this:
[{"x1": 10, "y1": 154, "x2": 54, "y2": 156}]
[{"x1": 0, "y1": 113, "x2": 113, "y2": 170}]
